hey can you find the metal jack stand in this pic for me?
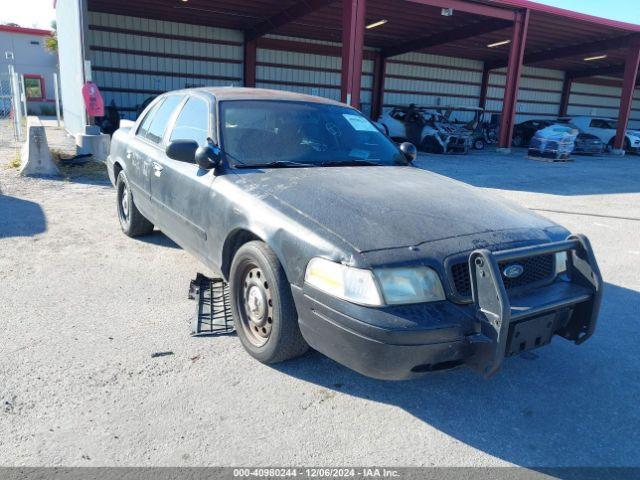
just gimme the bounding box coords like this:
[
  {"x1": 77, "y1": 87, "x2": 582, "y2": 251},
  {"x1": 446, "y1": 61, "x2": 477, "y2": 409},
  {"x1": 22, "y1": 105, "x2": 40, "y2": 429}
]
[{"x1": 189, "y1": 273, "x2": 235, "y2": 336}]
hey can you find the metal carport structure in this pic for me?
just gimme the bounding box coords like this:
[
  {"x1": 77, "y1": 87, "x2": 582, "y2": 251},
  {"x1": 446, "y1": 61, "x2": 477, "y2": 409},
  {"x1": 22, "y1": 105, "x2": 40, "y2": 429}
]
[{"x1": 59, "y1": 0, "x2": 640, "y2": 152}]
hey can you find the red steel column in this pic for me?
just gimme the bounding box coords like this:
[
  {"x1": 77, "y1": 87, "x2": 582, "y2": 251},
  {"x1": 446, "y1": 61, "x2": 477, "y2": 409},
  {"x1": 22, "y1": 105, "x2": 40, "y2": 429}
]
[
  {"x1": 559, "y1": 75, "x2": 572, "y2": 117},
  {"x1": 498, "y1": 9, "x2": 530, "y2": 149},
  {"x1": 341, "y1": 0, "x2": 366, "y2": 108},
  {"x1": 244, "y1": 37, "x2": 257, "y2": 87},
  {"x1": 613, "y1": 41, "x2": 640, "y2": 151},
  {"x1": 370, "y1": 52, "x2": 386, "y2": 119},
  {"x1": 479, "y1": 64, "x2": 490, "y2": 109}
]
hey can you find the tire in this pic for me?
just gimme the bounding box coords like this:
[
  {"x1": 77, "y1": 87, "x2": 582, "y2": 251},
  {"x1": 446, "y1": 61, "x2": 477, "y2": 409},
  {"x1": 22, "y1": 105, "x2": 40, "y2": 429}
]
[
  {"x1": 512, "y1": 134, "x2": 524, "y2": 148},
  {"x1": 116, "y1": 170, "x2": 154, "y2": 237},
  {"x1": 473, "y1": 138, "x2": 486, "y2": 150},
  {"x1": 606, "y1": 137, "x2": 630, "y2": 152},
  {"x1": 421, "y1": 136, "x2": 445, "y2": 154},
  {"x1": 229, "y1": 241, "x2": 309, "y2": 364}
]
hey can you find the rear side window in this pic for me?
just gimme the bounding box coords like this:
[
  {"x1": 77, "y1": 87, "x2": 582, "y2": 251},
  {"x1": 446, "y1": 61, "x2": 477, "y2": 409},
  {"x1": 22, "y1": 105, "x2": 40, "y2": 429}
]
[
  {"x1": 136, "y1": 100, "x2": 163, "y2": 138},
  {"x1": 169, "y1": 97, "x2": 210, "y2": 146},
  {"x1": 145, "y1": 95, "x2": 183, "y2": 144}
]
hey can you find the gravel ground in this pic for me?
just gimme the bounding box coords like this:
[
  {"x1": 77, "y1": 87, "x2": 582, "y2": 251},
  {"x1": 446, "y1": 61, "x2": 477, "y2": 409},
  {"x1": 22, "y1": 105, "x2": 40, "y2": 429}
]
[{"x1": 1, "y1": 125, "x2": 639, "y2": 469}]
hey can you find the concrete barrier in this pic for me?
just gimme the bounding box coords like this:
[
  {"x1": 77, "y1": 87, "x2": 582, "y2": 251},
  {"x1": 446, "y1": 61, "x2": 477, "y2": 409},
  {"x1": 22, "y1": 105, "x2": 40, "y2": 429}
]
[
  {"x1": 19, "y1": 116, "x2": 60, "y2": 177},
  {"x1": 76, "y1": 125, "x2": 111, "y2": 162}
]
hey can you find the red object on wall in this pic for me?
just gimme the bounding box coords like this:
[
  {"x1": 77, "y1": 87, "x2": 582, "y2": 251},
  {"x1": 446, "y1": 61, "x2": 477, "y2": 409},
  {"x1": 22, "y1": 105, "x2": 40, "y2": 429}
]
[{"x1": 82, "y1": 82, "x2": 105, "y2": 117}]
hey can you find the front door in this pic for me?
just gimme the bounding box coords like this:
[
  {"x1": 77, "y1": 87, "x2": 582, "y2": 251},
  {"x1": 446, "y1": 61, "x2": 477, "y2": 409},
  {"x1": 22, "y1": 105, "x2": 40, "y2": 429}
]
[{"x1": 149, "y1": 95, "x2": 216, "y2": 264}]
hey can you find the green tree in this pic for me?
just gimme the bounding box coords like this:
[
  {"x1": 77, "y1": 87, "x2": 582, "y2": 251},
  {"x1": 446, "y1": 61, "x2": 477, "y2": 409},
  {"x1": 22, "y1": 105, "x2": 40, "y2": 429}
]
[{"x1": 45, "y1": 21, "x2": 57, "y2": 54}]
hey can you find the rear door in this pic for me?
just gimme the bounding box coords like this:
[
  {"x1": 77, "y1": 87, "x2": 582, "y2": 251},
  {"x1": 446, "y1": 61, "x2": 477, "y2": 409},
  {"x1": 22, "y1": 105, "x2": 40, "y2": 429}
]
[{"x1": 149, "y1": 94, "x2": 216, "y2": 263}]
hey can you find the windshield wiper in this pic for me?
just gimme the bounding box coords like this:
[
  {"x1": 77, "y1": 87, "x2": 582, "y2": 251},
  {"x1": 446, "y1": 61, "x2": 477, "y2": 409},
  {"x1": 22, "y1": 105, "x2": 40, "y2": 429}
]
[
  {"x1": 320, "y1": 159, "x2": 382, "y2": 167},
  {"x1": 234, "y1": 160, "x2": 313, "y2": 169}
]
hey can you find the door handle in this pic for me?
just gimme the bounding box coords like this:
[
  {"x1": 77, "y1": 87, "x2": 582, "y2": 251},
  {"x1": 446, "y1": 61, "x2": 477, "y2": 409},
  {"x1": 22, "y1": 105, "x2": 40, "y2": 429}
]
[
  {"x1": 152, "y1": 162, "x2": 164, "y2": 174},
  {"x1": 126, "y1": 150, "x2": 134, "y2": 160}
]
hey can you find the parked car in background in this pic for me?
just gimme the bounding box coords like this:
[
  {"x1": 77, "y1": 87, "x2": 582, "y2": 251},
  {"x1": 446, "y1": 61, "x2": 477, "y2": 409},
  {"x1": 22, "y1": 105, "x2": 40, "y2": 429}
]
[
  {"x1": 572, "y1": 132, "x2": 605, "y2": 155},
  {"x1": 107, "y1": 87, "x2": 602, "y2": 380},
  {"x1": 560, "y1": 116, "x2": 640, "y2": 153},
  {"x1": 378, "y1": 105, "x2": 470, "y2": 154},
  {"x1": 512, "y1": 119, "x2": 554, "y2": 147},
  {"x1": 440, "y1": 106, "x2": 498, "y2": 150},
  {"x1": 528, "y1": 124, "x2": 579, "y2": 160},
  {"x1": 514, "y1": 119, "x2": 604, "y2": 155}
]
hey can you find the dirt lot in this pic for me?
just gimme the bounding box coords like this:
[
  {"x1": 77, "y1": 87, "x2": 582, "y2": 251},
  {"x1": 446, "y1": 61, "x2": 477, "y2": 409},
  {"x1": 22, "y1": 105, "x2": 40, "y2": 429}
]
[{"x1": 1, "y1": 124, "x2": 639, "y2": 468}]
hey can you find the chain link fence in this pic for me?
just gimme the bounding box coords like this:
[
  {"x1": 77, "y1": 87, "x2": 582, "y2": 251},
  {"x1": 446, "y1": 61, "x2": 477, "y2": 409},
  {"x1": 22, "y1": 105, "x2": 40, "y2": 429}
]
[{"x1": 0, "y1": 68, "x2": 26, "y2": 150}]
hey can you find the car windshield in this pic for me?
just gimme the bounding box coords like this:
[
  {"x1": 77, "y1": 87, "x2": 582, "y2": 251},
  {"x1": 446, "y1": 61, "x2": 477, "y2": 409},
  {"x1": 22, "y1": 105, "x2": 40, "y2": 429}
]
[{"x1": 219, "y1": 100, "x2": 406, "y2": 167}]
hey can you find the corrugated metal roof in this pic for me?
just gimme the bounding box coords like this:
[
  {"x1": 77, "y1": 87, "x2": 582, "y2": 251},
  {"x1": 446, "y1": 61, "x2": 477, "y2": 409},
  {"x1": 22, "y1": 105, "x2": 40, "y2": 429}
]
[{"x1": 85, "y1": 0, "x2": 639, "y2": 79}]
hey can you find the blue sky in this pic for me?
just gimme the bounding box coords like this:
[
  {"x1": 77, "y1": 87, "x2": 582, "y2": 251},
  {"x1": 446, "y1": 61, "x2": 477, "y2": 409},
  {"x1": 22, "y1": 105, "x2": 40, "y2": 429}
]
[
  {"x1": 533, "y1": 0, "x2": 640, "y2": 25},
  {"x1": 1, "y1": 0, "x2": 639, "y2": 30}
]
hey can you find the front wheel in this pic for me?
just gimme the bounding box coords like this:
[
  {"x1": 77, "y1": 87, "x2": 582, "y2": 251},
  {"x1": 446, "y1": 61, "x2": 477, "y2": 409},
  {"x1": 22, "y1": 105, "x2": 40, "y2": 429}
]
[
  {"x1": 229, "y1": 241, "x2": 309, "y2": 364},
  {"x1": 607, "y1": 137, "x2": 631, "y2": 152},
  {"x1": 116, "y1": 171, "x2": 154, "y2": 237}
]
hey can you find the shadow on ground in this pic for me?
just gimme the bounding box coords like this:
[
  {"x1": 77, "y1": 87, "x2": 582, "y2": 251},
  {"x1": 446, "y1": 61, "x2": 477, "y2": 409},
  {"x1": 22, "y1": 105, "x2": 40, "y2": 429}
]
[
  {"x1": 0, "y1": 194, "x2": 46, "y2": 238},
  {"x1": 133, "y1": 230, "x2": 181, "y2": 249},
  {"x1": 416, "y1": 149, "x2": 640, "y2": 196},
  {"x1": 54, "y1": 159, "x2": 112, "y2": 186},
  {"x1": 274, "y1": 282, "x2": 640, "y2": 470}
]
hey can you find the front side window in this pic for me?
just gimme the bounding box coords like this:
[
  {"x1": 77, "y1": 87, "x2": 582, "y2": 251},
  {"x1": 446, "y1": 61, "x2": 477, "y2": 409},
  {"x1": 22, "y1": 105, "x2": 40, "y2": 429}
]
[
  {"x1": 24, "y1": 75, "x2": 44, "y2": 100},
  {"x1": 169, "y1": 97, "x2": 210, "y2": 147},
  {"x1": 220, "y1": 100, "x2": 406, "y2": 167},
  {"x1": 145, "y1": 95, "x2": 183, "y2": 144},
  {"x1": 137, "y1": 99, "x2": 163, "y2": 138}
]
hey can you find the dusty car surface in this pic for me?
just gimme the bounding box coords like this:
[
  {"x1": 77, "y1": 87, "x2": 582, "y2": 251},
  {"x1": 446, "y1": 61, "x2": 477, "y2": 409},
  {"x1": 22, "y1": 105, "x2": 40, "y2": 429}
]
[{"x1": 107, "y1": 87, "x2": 602, "y2": 380}]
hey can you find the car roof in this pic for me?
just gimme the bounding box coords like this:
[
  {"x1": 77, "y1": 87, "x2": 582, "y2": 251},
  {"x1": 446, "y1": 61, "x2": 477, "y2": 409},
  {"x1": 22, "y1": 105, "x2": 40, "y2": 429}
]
[
  {"x1": 563, "y1": 116, "x2": 614, "y2": 120},
  {"x1": 164, "y1": 87, "x2": 347, "y2": 106}
]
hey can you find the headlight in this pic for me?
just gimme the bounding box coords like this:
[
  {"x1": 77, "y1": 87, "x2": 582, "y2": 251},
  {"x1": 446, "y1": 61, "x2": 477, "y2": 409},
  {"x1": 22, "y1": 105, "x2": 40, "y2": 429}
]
[
  {"x1": 555, "y1": 251, "x2": 568, "y2": 275},
  {"x1": 304, "y1": 259, "x2": 446, "y2": 306},
  {"x1": 375, "y1": 266, "x2": 446, "y2": 305},
  {"x1": 304, "y1": 258, "x2": 383, "y2": 306}
]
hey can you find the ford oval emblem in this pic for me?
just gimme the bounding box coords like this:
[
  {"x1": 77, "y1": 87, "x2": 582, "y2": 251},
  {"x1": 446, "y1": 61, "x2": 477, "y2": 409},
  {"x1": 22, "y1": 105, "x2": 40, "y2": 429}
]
[{"x1": 503, "y1": 264, "x2": 524, "y2": 279}]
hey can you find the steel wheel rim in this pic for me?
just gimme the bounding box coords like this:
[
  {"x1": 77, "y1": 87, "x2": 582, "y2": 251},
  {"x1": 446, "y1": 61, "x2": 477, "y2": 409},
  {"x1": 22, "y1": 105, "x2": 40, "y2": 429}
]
[
  {"x1": 239, "y1": 265, "x2": 273, "y2": 347},
  {"x1": 118, "y1": 182, "x2": 130, "y2": 223},
  {"x1": 121, "y1": 185, "x2": 130, "y2": 219}
]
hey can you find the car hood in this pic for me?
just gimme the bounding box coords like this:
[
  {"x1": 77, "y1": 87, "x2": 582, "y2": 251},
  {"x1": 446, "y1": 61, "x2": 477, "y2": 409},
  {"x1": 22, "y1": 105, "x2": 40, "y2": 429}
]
[{"x1": 231, "y1": 166, "x2": 556, "y2": 253}]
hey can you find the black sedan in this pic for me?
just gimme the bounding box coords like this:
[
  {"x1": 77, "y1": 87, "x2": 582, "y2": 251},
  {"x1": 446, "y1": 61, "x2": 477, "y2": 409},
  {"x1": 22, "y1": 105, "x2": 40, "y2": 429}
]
[
  {"x1": 107, "y1": 88, "x2": 602, "y2": 380},
  {"x1": 512, "y1": 119, "x2": 554, "y2": 147}
]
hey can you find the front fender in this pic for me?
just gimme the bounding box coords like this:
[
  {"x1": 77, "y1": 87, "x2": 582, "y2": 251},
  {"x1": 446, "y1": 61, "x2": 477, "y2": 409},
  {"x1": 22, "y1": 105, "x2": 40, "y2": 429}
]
[{"x1": 210, "y1": 177, "x2": 360, "y2": 286}]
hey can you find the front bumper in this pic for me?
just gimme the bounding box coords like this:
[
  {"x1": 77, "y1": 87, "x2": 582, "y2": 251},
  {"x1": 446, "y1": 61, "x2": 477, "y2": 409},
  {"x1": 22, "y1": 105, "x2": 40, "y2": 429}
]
[
  {"x1": 445, "y1": 136, "x2": 470, "y2": 153},
  {"x1": 293, "y1": 235, "x2": 602, "y2": 380},
  {"x1": 573, "y1": 142, "x2": 604, "y2": 155}
]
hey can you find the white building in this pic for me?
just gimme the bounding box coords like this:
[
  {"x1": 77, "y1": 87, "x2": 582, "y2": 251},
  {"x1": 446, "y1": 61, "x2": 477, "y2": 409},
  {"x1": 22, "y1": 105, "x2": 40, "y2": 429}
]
[{"x1": 0, "y1": 24, "x2": 59, "y2": 115}]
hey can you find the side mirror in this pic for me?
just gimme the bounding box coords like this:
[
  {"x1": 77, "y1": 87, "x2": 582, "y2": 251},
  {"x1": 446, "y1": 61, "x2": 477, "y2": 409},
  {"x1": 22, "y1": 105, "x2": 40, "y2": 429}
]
[
  {"x1": 399, "y1": 142, "x2": 417, "y2": 162},
  {"x1": 195, "y1": 144, "x2": 222, "y2": 170},
  {"x1": 166, "y1": 140, "x2": 198, "y2": 163}
]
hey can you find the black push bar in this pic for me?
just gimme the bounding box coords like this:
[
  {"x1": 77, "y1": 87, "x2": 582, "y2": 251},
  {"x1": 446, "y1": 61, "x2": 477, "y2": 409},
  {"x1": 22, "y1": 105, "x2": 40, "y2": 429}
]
[{"x1": 466, "y1": 234, "x2": 603, "y2": 377}]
